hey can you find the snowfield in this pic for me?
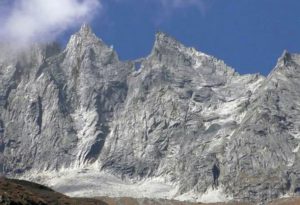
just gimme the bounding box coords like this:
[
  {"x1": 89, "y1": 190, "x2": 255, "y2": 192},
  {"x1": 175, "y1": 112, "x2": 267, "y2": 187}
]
[{"x1": 20, "y1": 166, "x2": 232, "y2": 203}]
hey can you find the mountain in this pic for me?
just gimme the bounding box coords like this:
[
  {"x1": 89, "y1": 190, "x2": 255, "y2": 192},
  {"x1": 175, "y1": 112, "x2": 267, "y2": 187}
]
[{"x1": 0, "y1": 24, "x2": 300, "y2": 204}]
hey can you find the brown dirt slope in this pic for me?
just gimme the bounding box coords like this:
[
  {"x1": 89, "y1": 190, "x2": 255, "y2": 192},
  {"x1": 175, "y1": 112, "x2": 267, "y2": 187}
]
[
  {"x1": 267, "y1": 197, "x2": 300, "y2": 205},
  {"x1": 0, "y1": 177, "x2": 107, "y2": 205}
]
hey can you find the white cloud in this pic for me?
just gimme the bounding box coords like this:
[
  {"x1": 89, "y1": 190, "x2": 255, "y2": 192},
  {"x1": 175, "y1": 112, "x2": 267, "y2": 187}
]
[{"x1": 0, "y1": 0, "x2": 101, "y2": 46}]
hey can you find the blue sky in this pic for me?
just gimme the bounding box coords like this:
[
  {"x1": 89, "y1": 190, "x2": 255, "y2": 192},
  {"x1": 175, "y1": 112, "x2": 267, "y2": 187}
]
[
  {"x1": 1, "y1": 0, "x2": 300, "y2": 75},
  {"x1": 83, "y1": 0, "x2": 300, "y2": 75}
]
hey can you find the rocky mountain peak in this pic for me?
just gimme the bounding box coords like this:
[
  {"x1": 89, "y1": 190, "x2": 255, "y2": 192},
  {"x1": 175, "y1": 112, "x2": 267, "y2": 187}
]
[
  {"x1": 151, "y1": 31, "x2": 198, "y2": 58},
  {"x1": 79, "y1": 23, "x2": 93, "y2": 36},
  {"x1": 154, "y1": 32, "x2": 180, "y2": 49},
  {"x1": 64, "y1": 24, "x2": 118, "y2": 65},
  {"x1": 276, "y1": 50, "x2": 292, "y2": 67},
  {"x1": 266, "y1": 50, "x2": 300, "y2": 81},
  {"x1": 149, "y1": 32, "x2": 209, "y2": 70},
  {"x1": 2, "y1": 25, "x2": 300, "y2": 205},
  {"x1": 274, "y1": 50, "x2": 300, "y2": 68},
  {"x1": 66, "y1": 24, "x2": 106, "y2": 51}
]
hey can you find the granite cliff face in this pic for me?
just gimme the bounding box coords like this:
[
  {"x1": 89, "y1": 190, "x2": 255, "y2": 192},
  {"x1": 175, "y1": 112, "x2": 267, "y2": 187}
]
[{"x1": 0, "y1": 25, "x2": 299, "y2": 204}]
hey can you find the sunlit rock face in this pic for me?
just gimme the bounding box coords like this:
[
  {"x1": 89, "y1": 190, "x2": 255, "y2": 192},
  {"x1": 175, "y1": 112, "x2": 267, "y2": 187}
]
[{"x1": 1, "y1": 25, "x2": 300, "y2": 204}]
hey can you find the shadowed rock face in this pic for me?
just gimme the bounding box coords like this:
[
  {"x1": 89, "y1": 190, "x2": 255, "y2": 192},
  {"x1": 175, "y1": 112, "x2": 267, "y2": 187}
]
[{"x1": 1, "y1": 25, "x2": 300, "y2": 204}]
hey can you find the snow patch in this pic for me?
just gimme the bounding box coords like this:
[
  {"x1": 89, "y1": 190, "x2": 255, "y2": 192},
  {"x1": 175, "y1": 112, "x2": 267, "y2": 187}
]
[
  {"x1": 23, "y1": 168, "x2": 178, "y2": 200},
  {"x1": 293, "y1": 144, "x2": 300, "y2": 153},
  {"x1": 289, "y1": 131, "x2": 300, "y2": 139},
  {"x1": 200, "y1": 187, "x2": 231, "y2": 203},
  {"x1": 20, "y1": 167, "x2": 231, "y2": 204},
  {"x1": 175, "y1": 187, "x2": 232, "y2": 203},
  {"x1": 287, "y1": 156, "x2": 295, "y2": 167},
  {"x1": 280, "y1": 192, "x2": 292, "y2": 199}
]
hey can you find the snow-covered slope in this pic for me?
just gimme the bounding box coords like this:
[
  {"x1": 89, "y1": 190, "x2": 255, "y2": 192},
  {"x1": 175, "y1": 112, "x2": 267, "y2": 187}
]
[{"x1": 1, "y1": 25, "x2": 300, "y2": 204}]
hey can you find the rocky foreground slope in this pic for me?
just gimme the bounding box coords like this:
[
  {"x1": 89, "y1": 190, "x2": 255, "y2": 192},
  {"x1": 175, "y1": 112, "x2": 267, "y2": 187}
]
[
  {"x1": 1, "y1": 25, "x2": 300, "y2": 204},
  {"x1": 0, "y1": 177, "x2": 107, "y2": 205}
]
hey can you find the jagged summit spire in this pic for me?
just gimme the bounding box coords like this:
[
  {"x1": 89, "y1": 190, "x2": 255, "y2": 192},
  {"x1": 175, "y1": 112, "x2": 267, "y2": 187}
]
[
  {"x1": 267, "y1": 49, "x2": 300, "y2": 79},
  {"x1": 66, "y1": 23, "x2": 104, "y2": 51},
  {"x1": 69, "y1": 23, "x2": 98, "y2": 43},
  {"x1": 65, "y1": 23, "x2": 118, "y2": 63},
  {"x1": 278, "y1": 50, "x2": 291, "y2": 65},
  {"x1": 152, "y1": 31, "x2": 207, "y2": 57},
  {"x1": 275, "y1": 49, "x2": 300, "y2": 68},
  {"x1": 79, "y1": 23, "x2": 93, "y2": 36},
  {"x1": 150, "y1": 31, "x2": 191, "y2": 60},
  {"x1": 155, "y1": 32, "x2": 175, "y2": 42},
  {"x1": 150, "y1": 31, "x2": 213, "y2": 65},
  {"x1": 153, "y1": 31, "x2": 182, "y2": 50}
]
